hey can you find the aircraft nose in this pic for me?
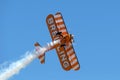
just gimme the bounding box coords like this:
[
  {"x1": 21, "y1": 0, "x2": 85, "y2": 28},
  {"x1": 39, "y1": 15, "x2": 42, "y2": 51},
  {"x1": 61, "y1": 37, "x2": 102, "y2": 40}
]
[{"x1": 70, "y1": 34, "x2": 74, "y2": 43}]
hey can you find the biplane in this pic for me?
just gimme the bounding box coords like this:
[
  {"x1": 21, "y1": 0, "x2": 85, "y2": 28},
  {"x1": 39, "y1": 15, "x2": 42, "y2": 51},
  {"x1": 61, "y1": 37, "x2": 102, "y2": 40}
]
[{"x1": 34, "y1": 12, "x2": 80, "y2": 71}]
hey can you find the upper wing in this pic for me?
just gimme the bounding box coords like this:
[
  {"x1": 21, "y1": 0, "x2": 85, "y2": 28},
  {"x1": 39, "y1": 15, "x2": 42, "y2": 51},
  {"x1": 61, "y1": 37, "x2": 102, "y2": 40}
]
[
  {"x1": 46, "y1": 14, "x2": 71, "y2": 71},
  {"x1": 54, "y1": 12, "x2": 68, "y2": 37},
  {"x1": 54, "y1": 12, "x2": 80, "y2": 70},
  {"x1": 55, "y1": 45, "x2": 72, "y2": 71},
  {"x1": 46, "y1": 14, "x2": 59, "y2": 41}
]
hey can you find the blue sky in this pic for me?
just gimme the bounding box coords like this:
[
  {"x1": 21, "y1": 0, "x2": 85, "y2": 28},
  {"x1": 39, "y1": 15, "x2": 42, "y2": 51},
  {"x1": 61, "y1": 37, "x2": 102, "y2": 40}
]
[{"x1": 0, "y1": 0, "x2": 120, "y2": 80}]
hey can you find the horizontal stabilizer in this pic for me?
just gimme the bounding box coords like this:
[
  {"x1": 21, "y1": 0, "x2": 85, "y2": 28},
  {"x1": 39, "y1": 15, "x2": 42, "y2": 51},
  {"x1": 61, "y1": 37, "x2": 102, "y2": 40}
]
[
  {"x1": 38, "y1": 53, "x2": 45, "y2": 64},
  {"x1": 34, "y1": 42, "x2": 45, "y2": 64}
]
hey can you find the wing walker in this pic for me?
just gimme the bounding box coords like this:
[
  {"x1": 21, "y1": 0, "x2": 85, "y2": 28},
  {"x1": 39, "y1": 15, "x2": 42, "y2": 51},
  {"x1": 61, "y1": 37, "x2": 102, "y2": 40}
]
[{"x1": 34, "y1": 12, "x2": 80, "y2": 71}]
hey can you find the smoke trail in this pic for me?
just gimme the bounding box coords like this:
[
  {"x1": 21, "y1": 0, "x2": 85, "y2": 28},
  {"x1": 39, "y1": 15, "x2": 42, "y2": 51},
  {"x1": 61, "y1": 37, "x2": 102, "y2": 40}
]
[
  {"x1": 0, "y1": 40, "x2": 59, "y2": 80},
  {"x1": 0, "y1": 48, "x2": 46, "y2": 80}
]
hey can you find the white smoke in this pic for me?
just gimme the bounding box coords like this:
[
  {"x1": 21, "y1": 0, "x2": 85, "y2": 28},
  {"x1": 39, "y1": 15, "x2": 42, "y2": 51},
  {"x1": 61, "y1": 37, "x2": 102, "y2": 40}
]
[
  {"x1": 0, "y1": 48, "x2": 46, "y2": 80},
  {"x1": 0, "y1": 40, "x2": 59, "y2": 80}
]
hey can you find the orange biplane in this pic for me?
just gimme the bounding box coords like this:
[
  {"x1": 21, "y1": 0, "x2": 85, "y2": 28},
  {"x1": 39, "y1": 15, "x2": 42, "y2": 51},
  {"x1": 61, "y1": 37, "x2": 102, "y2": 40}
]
[{"x1": 35, "y1": 12, "x2": 80, "y2": 71}]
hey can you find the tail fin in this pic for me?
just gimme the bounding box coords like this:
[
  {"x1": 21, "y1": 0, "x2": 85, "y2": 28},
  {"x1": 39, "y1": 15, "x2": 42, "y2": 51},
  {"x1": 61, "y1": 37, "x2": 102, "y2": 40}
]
[
  {"x1": 34, "y1": 42, "x2": 45, "y2": 64},
  {"x1": 38, "y1": 53, "x2": 45, "y2": 64}
]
